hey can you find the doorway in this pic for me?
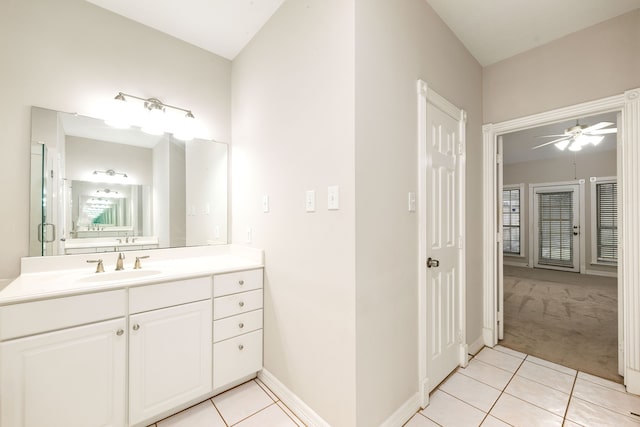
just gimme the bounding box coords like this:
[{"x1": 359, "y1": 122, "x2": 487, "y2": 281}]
[{"x1": 482, "y1": 89, "x2": 640, "y2": 393}]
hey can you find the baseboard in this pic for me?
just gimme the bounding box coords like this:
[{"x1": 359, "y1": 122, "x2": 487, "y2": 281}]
[
  {"x1": 482, "y1": 327, "x2": 495, "y2": 347},
  {"x1": 583, "y1": 269, "x2": 617, "y2": 278},
  {"x1": 468, "y1": 335, "x2": 485, "y2": 356},
  {"x1": 258, "y1": 369, "x2": 331, "y2": 427},
  {"x1": 503, "y1": 260, "x2": 528, "y2": 267},
  {"x1": 379, "y1": 392, "x2": 421, "y2": 427},
  {"x1": 625, "y1": 367, "x2": 640, "y2": 395}
]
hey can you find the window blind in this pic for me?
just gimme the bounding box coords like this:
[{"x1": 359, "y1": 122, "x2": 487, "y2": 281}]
[
  {"x1": 597, "y1": 182, "x2": 617, "y2": 263},
  {"x1": 538, "y1": 191, "x2": 573, "y2": 267},
  {"x1": 503, "y1": 188, "x2": 520, "y2": 255}
]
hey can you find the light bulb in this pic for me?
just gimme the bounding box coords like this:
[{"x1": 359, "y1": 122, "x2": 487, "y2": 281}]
[
  {"x1": 173, "y1": 111, "x2": 195, "y2": 141},
  {"x1": 104, "y1": 93, "x2": 131, "y2": 129},
  {"x1": 555, "y1": 140, "x2": 570, "y2": 151},
  {"x1": 568, "y1": 141, "x2": 582, "y2": 151},
  {"x1": 141, "y1": 104, "x2": 165, "y2": 135}
]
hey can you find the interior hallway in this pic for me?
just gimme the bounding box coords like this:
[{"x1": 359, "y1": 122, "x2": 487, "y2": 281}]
[{"x1": 500, "y1": 265, "x2": 620, "y2": 383}]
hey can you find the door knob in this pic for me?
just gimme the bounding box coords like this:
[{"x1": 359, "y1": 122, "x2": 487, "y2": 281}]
[{"x1": 427, "y1": 257, "x2": 440, "y2": 268}]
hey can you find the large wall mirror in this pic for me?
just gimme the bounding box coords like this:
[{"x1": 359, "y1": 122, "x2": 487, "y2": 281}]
[{"x1": 30, "y1": 106, "x2": 228, "y2": 256}]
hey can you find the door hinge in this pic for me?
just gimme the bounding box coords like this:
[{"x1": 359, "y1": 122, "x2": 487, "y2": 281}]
[
  {"x1": 496, "y1": 153, "x2": 503, "y2": 164},
  {"x1": 458, "y1": 236, "x2": 464, "y2": 249},
  {"x1": 496, "y1": 232, "x2": 502, "y2": 243},
  {"x1": 457, "y1": 143, "x2": 464, "y2": 156},
  {"x1": 457, "y1": 329, "x2": 464, "y2": 344},
  {"x1": 50, "y1": 170, "x2": 54, "y2": 179}
]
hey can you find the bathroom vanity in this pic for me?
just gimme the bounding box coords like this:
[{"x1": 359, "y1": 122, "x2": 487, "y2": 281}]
[{"x1": 0, "y1": 245, "x2": 264, "y2": 427}]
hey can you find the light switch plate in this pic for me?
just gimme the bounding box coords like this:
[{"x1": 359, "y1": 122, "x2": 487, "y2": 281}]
[
  {"x1": 262, "y1": 195, "x2": 269, "y2": 213},
  {"x1": 306, "y1": 190, "x2": 315, "y2": 212},
  {"x1": 408, "y1": 192, "x2": 416, "y2": 212},
  {"x1": 328, "y1": 185, "x2": 340, "y2": 210}
]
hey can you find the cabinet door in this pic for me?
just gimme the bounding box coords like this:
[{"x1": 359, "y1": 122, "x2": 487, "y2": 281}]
[
  {"x1": 129, "y1": 300, "x2": 212, "y2": 426},
  {"x1": 0, "y1": 318, "x2": 126, "y2": 427}
]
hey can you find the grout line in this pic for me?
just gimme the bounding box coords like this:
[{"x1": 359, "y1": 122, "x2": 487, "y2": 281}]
[
  {"x1": 210, "y1": 398, "x2": 230, "y2": 427},
  {"x1": 562, "y1": 372, "x2": 579, "y2": 424},
  {"x1": 525, "y1": 355, "x2": 577, "y2": 376},
  {"x1": 229, "y1": 402, "x2": 277, "y2": 426}
]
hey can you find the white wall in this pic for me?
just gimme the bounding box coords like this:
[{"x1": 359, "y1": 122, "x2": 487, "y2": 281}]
[
  {"x1": 232, "y1": 1, "x2": 357, "y2": 425},
  {"x1": 483, "y1": 10, "x2": 640, "y2": 124},
  {"x1": 504, "y1": 149, "x2": 617, "y2": 273},
  {"x1": 354, "y1": 1, "x2": 483, "y2": 425},
  {"x1": 0, "y1": 0, "x2": 231, "y2": 280}
]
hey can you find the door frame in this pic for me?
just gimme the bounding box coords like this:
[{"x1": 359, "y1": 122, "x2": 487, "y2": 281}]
[
  {"x1": 482, "y1": 88, "x2": 640, "y2": 393},
  {"x1": 530, "y1": 181, "x2": 584, "y2": 273},
  {"x1": 417, "y1": 80, "x2": 467, "y2": 408}
]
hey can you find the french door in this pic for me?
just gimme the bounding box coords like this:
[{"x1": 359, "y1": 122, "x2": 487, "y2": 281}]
[{"x1": 532, "y1": 184, "x2": 580, "y2": 272}]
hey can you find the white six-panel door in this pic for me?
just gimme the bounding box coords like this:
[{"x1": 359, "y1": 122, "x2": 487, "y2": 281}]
[{"x1": 425, "y1": 103, "x2": 460, "y2": 390}]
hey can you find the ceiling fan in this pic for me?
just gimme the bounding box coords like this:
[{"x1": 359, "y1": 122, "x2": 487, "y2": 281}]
[{"x1": 532, "y1": 120, "x2": 617, "y2": 152}]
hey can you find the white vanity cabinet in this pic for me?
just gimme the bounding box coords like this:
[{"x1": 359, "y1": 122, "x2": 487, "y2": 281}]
[
  {"x1": 0, "y1": 291, "x2": 127, "y2": 427},
  {"x1": 213, "y1": 269, "x2": 263, "y2": 390},
  {"x1": 128, "y1": 277, "x2": 212, "y2": 426}
]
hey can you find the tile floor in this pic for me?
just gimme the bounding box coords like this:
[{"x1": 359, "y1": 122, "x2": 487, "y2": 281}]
[
  {"x1": 406, "y1": 345, "x2": 640, "y2": 427},
  {"x1": 148, "y1": 378, "x2": 306, "y2": 427},
  {"x1": 147, "y1": 347, "x2": 640, "y2": 427}
]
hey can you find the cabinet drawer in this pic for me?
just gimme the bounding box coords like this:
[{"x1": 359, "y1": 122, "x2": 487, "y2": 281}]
[
  {"x1": 213, "y1": 289, "x2": 263, "y2": 320},
  {"x1": 213, "y1": 269, "x2": 263, "y2": 297},
  {"x1": 213, "y1": 309, "x2": 263, "y2": 343},
  {"x1": 213, "y1": 329, "x2": 262, "y2": 389},
  {"x1": 0, "y1": 290, "x2": 126, "y2": 340},
  {"x1": 129, "y1": 276, "x2": 212, "y2": 314}
]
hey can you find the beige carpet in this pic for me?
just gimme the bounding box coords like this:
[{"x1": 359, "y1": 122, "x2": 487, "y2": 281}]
[{"x1": 500, "y1": 265, "x2": 621, "y2": 383}]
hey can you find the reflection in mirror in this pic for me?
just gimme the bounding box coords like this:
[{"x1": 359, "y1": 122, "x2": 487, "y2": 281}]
[{"x1": 30, "y1": 106, "x2": 228, "y2": 256}]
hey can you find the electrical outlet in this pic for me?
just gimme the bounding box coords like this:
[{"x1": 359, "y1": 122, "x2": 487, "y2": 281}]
[{"x1": 306, "y1": 190, "x2": 315, "y2": 212}]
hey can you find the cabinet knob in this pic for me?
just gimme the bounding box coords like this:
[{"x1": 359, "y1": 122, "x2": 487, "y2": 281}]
[
  {"x1": 238, "y1": 344, "x2": 244, "y2": 351},
  {"x1": 238, "y1": 301, "x2": 245, "y2": 307},
  {"x1": 116, "y1": 329, "x2": 124, "y2": 336},
  {"x1": 132, "y1": 324, "x2": 140, "y2": 331},
  {"x1": 239, "y1": 322, "x2": 244, "y2": 329},
  {"x1": 238, "y1": 280, "x2": 244, "y2": 285}
]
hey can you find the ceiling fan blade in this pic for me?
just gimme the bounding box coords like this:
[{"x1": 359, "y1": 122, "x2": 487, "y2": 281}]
[
  {"x1": 589, "y1": 128, "x2": 617, "y2": 135},
  {"x1": 582, "y1": 121, "x2": 615, "y2": 133},
  {"x1": 532, "y1": 137, "x2": 571, "y2": 150},
  {"x1": 535, "y1": 134, "x2": 568, "y2": 138}
]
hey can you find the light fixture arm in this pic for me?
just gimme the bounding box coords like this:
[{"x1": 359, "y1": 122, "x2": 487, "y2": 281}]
[{"x1": 116, "y1": 92, "x2": 194, "y2": 118}]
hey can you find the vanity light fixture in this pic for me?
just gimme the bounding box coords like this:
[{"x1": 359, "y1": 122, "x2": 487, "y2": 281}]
[
  {"x1": 93, "y1": 169, "x2": 128, "y2": 178},
  {"x1": 105, "y1": 92, "x2": 196, "y2": 141},
  {"x1": 97, "y1": 188, "x2": 119, "y2": 195}
]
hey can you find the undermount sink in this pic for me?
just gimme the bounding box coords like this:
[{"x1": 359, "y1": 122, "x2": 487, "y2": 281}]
[{"x1": 76, "y1": 269, "x2": 162, "y2": 283}]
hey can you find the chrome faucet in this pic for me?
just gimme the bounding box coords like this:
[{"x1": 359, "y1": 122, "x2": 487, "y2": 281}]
[
  {"x1": 125, "y1": 233, "x2": 129, "y2": 244},
  {"x1": 115, "y1": 253, "x2": 125, "y2": 271},
  {"x1": 87, "y1": 259, "x2": 104, "y2": 273}
]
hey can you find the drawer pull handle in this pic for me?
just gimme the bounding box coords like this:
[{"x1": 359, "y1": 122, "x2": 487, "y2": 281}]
[
  {"x1": 239, "y1": 280, "x2": 245, "y2": 285},
  {"x1": 116, "y1": 329, "x2": 124, "y2": 336},
  {"x1": 238, "y1": 344, "x2": 244, "y2": 351},
  {"x1": 239, "y1": 301, "x2": 245, "y2": 307},
  {"x1": 132, "y1": 324, "x2": 140, "y2": 331},
  {"x1": 239, "y1": 322, "x2": 244, "y2": 329}
]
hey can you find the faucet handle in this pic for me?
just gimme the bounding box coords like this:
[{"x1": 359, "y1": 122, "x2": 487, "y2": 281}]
[
  {"x1": 86, "y1": 259, "x2": 104, "y2": 273},
  {"x1": 134, "y1": 255, "x2": 150, "y2": 269}
]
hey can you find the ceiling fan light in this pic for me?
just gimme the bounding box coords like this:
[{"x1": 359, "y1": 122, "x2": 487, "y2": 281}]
[
  {"x1": 568, "y1": 141, "x2": 582, "y2": 151},
  {"x1": 555, "y1": 140, "x2": 570, "y2": 151}
]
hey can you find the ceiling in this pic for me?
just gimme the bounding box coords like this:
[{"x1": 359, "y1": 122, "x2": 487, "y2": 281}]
[
  {"x1": 425, "y1": 0, "x2": 640, "y2": 66},
  {"x1": 502, "y1": 112, "x2": 618, "y2": 165},
  {"x1": 86, "y1": 0, "x2": 285, "y2": 60},
  {"x1": 86, "y1": 0, "x2": 640, "y2": 65}
]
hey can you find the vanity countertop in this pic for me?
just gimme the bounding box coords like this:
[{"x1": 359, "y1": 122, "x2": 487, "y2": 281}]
[{"x1": 0, "y1": 245, "x2": 263, "y2": 305}]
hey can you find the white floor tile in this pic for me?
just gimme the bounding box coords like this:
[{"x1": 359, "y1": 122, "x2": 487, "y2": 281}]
[
  {"x1": 480, "y1": 415, "x2": 511, "y2": 427},
  {"x1": 276, "y1": 401, "x2": 306, "y2": 427},
  {"x1": 572, "y1": 378, "x2": 640, "y2": 418},
  {"x1": 562, "y1": 420, "x2": 583, "y2": 427},
  {"x1": 490, "y1": 393, "x2": 563, "y2": 427},
  {"x1": 458, "y1": 358, "x2": 514, "y2": 390},
  {"x1": 475, "y1": 347, "x2": 523, "y2": 373},
  {"x1": 157, "y1": 401, "x2": 225, "y2": 427},
  {"x1": 493, "y1": 345, "x2": 526, "y2": 359},
  {"x1": 213, "y1": 381, "x2": 274, "y2": 425},
  {"x1": 256, "y1": 378, "x2": 280, "y2": 402},
  {"x1": 526, "y1": 355, "x2": 577, "y2": 376},
  {"x1": 234, "y1": 404, "x2": 298, "y2": 427},
  {"x1": 403, "y1": 413, "x2": 440, "y2": 426},
  {"x1": 516, "y1": 360, "x2": 575, "y2": 394},
  {"x1": 439, "y1": 372, "x2": 501, "y2": 412},
  {"x1": 421, "y1": 390, "x2": 486, "y2": 427},
  {"x1": 566, "y1": 397, "x2": 640, "y2": 427},
  {"x1": 505, "y1": 375, "x2": 570, "y2": 417},
  {"x1": 577, "y1": 371, "x2": 625, "y2": 392}
]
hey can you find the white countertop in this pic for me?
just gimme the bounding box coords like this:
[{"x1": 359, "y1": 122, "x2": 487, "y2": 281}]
[{"x1": 0, "y1": 245, "x2": 263, "y2": 305}]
